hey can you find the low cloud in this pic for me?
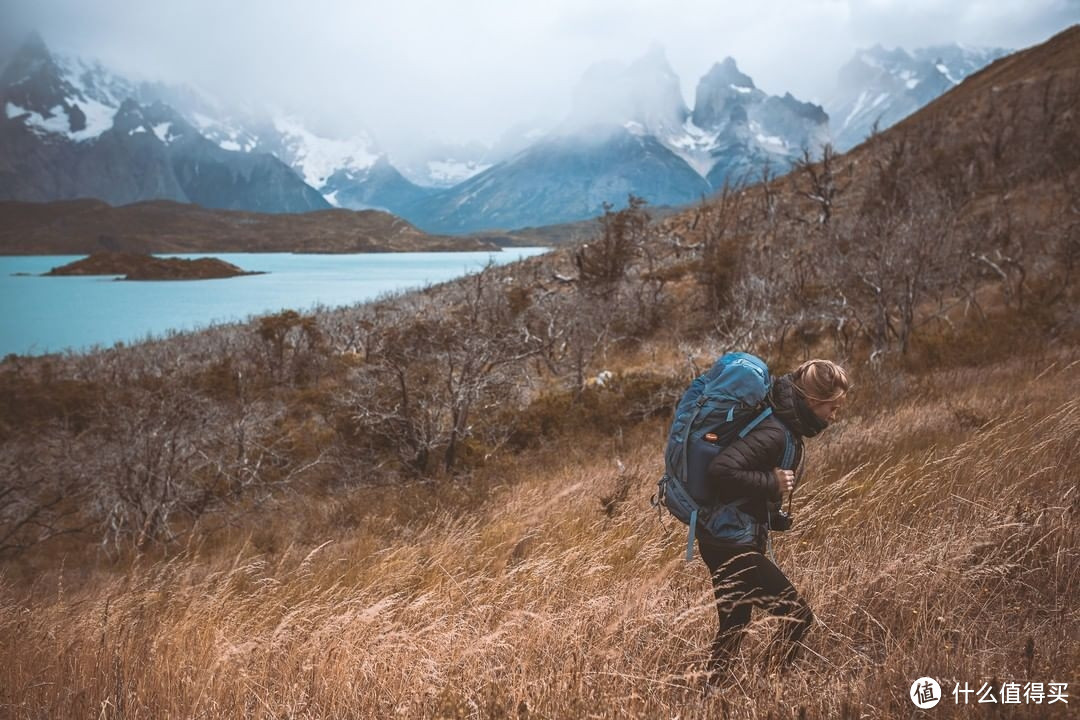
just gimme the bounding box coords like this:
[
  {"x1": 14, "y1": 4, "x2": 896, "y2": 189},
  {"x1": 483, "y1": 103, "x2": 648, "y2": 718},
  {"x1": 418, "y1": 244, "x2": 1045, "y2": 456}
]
[{"x1": 2, "y1": 0, "x2": 1077, "y2": 155}]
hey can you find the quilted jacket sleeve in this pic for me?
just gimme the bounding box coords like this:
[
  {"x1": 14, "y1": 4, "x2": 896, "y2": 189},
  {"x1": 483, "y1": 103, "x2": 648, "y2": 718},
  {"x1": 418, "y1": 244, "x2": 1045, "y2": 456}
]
[{"x1": 707, "y1": 421, "x2": 786, "y2": 503}]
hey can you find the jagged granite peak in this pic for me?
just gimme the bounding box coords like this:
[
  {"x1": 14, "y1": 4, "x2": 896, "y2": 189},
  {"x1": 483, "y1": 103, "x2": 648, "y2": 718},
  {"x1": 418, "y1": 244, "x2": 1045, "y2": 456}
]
[
  {"x1": 705, "y1": 57, "x2": 757, "y2": 90},
  {"x1": 776, "y1": 92, "x2": 828, "y2": 123},
  {"x1": 568, "y1": 45, "x2": 689, "y2": 137},
  {"x1": 661, "y1": 57, "x2": 830, "y2": 186},
  {"x1": 752, "y1": 93, "x2": 829, "y2": 153},
  {"x1": 691, "y1": 57, "x2": 766, "y2": 130}
]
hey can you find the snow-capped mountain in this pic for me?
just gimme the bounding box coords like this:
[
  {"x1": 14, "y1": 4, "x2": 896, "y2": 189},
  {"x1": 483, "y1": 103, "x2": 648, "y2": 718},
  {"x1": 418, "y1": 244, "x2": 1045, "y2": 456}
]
[
  {"x1": 1, "y1": 33, "x2": 122, "y2": 144},
  {"x1": 390, "y1": 138, "x2": 497, "y2": 189},
  {"x1": 827, "y1": 43, "x2": 1010, "y2": 150},
  {"x1": 1, "y1": 32, "x2": 1013, "y2": 233},
  {"x1": 0, "y1": 33, "x2": 329, "y2": 213},
  {"x1": 566, "y1": 50, "x2": 827, "y2": 188},
  {"x1": 401, "y1": 50, "x2": 826, "y2": 233},
  {"x1": 320, "y1": 156, "x2": 435, "y2": 217},
  {"x1": 680, "y1": 57, "x2": 828, "y2": 187},
  {"x1": 409, "y1": 126, "x2": 712, "y2": 233},
  {"x1": 0, "y1": 33, "x2": 435, "y2": 214}
]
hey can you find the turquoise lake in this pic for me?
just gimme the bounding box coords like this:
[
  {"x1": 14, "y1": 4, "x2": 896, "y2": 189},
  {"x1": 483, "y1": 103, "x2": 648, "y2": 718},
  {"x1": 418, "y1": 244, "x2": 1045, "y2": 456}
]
[{"x1": 0, "y1": 249, "x2": 549, "y2": 357}]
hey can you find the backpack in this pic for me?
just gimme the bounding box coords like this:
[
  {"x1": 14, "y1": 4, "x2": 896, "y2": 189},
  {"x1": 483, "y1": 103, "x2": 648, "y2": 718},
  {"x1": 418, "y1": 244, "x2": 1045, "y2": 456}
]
[{"x1": 654, "y1": 352, "x2": 796, "y2": 561}]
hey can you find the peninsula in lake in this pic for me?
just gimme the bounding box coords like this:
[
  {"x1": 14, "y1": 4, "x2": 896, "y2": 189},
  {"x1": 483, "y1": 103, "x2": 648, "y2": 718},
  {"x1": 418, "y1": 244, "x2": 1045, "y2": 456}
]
[
  {"x1": 0, "y1": 199, "x2": 505, "y2": 255},
  {"x1": 44, "y1": 252, "x2": 265, "y2": 280}
]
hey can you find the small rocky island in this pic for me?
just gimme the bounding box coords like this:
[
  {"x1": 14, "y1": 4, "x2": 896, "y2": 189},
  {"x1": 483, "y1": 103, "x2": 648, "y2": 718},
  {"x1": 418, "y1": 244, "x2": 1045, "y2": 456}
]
[{"x1": 44, "y1": 252, "x2": 265, "y2": 281}]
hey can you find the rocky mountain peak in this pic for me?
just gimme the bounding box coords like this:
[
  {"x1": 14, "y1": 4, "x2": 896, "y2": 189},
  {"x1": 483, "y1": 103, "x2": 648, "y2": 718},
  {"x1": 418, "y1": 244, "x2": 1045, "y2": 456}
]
[
  {"x1": 691, "y1": 56, "x2": 764, "y2": 130},
  {"x1": 704, "y1": 57, "x2": 756, "y2": 90}
]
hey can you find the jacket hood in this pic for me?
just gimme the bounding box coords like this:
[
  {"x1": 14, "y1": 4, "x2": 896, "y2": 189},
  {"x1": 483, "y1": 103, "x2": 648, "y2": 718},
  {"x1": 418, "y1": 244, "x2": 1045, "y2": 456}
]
[{"x1": 771, "y1": 374, "x2": 828, "y2": 438}]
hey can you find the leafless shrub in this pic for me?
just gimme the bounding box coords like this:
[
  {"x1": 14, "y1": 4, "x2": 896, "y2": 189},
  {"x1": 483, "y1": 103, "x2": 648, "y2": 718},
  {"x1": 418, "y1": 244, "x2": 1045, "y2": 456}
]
[
  {"x1": 573, "y1": 195, "x2": 649, "y2": 292},
  {"x1": 344, "y1": 268, "x2": 540, "y2": 476},
  {"x1": 790, "y1": 143, "x2": 852, "y2": 228}
]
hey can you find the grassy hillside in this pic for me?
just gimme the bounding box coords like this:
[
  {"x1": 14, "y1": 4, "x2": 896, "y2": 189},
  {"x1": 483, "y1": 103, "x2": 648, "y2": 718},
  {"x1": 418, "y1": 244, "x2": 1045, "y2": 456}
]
[
  {"x1": 1, "y1": 353, "x2": 1077, "y2": 718},
  {"x1": 1, "y1": 25, "x2": 1078, "y2": 720}
]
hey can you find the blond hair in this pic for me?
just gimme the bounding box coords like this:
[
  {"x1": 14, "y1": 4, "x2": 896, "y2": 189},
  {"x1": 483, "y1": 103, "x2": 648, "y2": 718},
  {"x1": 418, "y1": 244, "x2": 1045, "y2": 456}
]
[{"x1": 791, "y1": 359, "x2": 850, "y2": 403}]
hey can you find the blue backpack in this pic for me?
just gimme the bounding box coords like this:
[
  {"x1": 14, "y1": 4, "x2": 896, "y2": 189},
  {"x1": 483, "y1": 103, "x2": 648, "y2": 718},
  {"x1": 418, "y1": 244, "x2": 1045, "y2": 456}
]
[{"x1": 655, "y1": 352, "x2": 796, "y2": 561}]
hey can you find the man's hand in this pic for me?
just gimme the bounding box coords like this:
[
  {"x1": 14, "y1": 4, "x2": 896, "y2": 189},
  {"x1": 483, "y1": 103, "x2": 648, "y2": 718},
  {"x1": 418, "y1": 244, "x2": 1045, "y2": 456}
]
[{"x1": 772, "y1": 468, "x2": 795, "y2": 495}]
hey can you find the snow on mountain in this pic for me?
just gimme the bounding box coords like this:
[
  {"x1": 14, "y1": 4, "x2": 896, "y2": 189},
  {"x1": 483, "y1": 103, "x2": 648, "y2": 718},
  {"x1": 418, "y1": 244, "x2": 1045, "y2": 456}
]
[
  {"x1": 660, "y1": 117, "x2": 722, "y2": 177},
  {"x1": 0, "y1": 35, "x2": 330, "y2": 213},
  {"x1": 188, "y1": 111, "x2": 259, "y2": 153},
  {"x1": 827, "y1": 43, "x2": 1010, "y2": 150},
  {"x1": 0, "y1": 36, "x2": 122, "y2": 143},
  {"x1": 1, "y1": 34, "x2": 387, "y2": 203},
  {"x1": 55, "y1": 53, "x2": 139, "y2": 110},
  {"x1": 425, "y1": 159, "x2": 493, "y2": 186},
  {"x1": 2, "y1": 31, "x2": 1015, "y2": 231},
  {"x1": 582, "y1": 53, "x2": 827, "y2": 186},
  {"x1": 389, "y1": 135, "x2": 511, "y2": 189},
  {"x1": 267, "y1": 117, "x2": 379, "y2": 190},
  {"x1": 402, "y1": 51, "x2": 829, "y2": 233},
  {"x1": 4, "y1": 98, "x2": 114, "y2": 141},
  {"x1": 558, "y1": 49, "x2": 828, "y2": 188}
]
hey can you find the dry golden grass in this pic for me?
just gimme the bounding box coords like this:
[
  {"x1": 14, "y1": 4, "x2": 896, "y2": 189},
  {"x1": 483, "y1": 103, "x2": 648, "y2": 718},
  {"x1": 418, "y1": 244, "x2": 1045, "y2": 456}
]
[{"x1": 2, "y1": 350, "x2": 1078, "y2": 719}]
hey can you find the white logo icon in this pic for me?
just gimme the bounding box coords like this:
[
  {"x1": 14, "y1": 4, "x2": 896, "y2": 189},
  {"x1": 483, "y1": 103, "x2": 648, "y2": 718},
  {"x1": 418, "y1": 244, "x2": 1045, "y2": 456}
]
[{"x1": 911, "y1": 677, "x2": 942, "y2": 709}]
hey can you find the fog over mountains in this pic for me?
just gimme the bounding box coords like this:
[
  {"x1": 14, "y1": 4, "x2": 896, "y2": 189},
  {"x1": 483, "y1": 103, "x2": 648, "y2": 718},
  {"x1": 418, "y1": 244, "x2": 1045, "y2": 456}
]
[{"x1": 0, "y1": 32, "x2": 1009, "y2": 232}]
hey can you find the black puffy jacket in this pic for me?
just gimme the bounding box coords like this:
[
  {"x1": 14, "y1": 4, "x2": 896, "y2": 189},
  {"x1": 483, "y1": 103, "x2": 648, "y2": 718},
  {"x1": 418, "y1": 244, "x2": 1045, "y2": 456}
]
[{"x1": 703, "y1": 374, "x2": 828, "y2": 549}]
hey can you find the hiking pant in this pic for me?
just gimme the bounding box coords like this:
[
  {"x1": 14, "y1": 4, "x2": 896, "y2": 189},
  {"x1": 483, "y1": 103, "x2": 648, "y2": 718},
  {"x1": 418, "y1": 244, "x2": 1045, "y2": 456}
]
[{"x1": 698, "y1": 542, "x2": 814, "y2": 670}]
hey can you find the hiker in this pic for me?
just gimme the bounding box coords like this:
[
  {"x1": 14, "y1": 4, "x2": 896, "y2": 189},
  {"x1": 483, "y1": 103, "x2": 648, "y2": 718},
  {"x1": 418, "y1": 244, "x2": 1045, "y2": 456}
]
[{"x1": 700, "y1": 359, "x2": 849, "y2": 677}]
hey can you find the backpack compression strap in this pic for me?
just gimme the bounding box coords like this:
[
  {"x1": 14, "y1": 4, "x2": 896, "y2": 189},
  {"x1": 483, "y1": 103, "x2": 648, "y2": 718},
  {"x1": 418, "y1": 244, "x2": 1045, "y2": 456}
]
[{"x1": 680, "y1": 396, "x2": 708, "y2": 562}]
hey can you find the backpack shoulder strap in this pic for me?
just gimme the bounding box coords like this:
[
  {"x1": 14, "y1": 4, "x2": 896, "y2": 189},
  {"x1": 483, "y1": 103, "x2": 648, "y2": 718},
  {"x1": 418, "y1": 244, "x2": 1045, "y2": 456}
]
[
  {"x1": 781, "y1": 426, "x2": 796, "y2": 469},
  {"x1": 738, "y1": 406, "x2": 773, "y2": 439}
]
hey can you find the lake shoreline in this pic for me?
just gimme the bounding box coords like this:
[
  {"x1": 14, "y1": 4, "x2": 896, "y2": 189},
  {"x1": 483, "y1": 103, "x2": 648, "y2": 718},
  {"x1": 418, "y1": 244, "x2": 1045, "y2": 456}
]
[{"x1": 1, "y1": 249, "x2": 550, "y2": 357}]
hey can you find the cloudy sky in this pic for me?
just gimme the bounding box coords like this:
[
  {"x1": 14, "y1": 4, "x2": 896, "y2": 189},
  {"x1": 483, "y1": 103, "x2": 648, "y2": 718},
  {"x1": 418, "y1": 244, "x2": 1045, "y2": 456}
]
[{"x1": 2, "y1": 0, "x2": 1077, "y2": 153}]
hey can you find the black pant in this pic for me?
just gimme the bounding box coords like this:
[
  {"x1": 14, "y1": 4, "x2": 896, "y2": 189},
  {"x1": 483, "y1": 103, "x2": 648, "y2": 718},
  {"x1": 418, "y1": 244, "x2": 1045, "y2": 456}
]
[{"x1": 699, "y1": 541, "x2": 814, "y2": 671}]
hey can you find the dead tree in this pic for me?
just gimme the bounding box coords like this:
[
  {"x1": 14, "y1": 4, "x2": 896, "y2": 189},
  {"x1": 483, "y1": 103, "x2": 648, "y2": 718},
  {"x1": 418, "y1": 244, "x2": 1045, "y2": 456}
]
[{"x1": 791, "y1": 143, "x2": 852, "y2": 227}]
